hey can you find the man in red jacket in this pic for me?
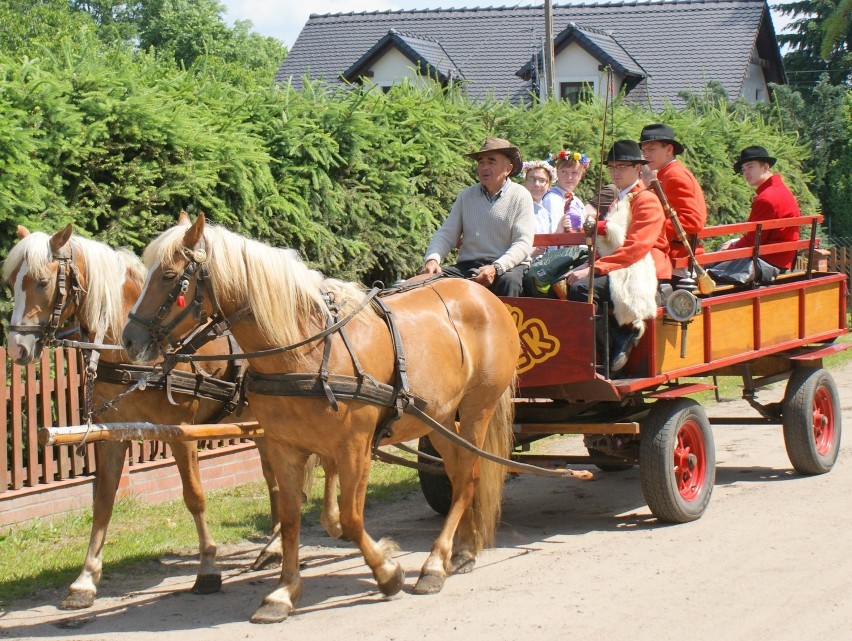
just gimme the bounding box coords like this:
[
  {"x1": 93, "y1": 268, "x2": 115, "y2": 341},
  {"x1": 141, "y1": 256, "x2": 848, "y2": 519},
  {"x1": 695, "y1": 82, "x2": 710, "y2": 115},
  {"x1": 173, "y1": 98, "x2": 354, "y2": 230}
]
[
  {"x1": 722, "y1": 146, "x2": 801, "y2": 271},
  {"x1": 567, "y1": 140, "x2": 668, "y2": 373},
  {"x1": 640, "y1": 123, "x2": 707, "y2": 281}
]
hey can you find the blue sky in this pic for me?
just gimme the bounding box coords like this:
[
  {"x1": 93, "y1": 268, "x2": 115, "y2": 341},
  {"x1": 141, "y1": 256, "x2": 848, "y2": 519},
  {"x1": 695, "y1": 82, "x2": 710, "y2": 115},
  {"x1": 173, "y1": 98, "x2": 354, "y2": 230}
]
[{"x1": 221, "y1": 0, "x2": 796, "y2": 49}]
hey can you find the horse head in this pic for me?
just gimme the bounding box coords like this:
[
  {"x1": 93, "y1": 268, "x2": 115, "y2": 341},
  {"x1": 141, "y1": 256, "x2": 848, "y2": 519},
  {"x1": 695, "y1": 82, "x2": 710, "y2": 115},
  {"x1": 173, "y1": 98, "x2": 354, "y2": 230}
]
[
  {"x1": 3, "y1": 223, "x2": 83, "y2": 364},
  {"x1": 122, "y1": 212, "x2": 212, "y2": 363}
]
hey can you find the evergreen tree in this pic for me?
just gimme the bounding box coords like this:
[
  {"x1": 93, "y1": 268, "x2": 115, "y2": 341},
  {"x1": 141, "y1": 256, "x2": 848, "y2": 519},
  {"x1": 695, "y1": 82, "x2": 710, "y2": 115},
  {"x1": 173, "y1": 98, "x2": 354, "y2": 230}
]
[{"x1": 777, "y1": 0, "x2": 852, "y2": 90}]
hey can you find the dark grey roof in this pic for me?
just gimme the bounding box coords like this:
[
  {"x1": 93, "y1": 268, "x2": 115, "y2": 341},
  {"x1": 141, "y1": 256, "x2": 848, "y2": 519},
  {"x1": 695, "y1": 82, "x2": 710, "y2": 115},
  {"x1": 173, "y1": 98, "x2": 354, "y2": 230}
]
[
  {"x1": 277, "y1": 0, "x2": 785, "y2": 109},
  {"x1": 344, "y1": 29, "x2": 463, "y2": 83},
  {"x1": 518, "y1": 21, "x2": 647, "y2": 80}
]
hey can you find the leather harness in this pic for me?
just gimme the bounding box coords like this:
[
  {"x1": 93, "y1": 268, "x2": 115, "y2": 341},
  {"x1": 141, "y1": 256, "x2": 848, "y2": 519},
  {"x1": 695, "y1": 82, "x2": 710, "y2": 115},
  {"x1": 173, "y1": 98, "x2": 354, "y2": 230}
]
[{"x1": 127, "y1": 254, "x2": 578, "y2": 479}]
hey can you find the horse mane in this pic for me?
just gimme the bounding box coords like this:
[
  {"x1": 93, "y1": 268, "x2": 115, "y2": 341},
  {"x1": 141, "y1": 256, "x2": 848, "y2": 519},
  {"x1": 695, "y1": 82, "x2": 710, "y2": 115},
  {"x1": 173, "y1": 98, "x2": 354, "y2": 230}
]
[
  {"x1": 3, "y1": 231, "x2": 146, "y2": 343},
  {"x1": 143, "y1": 221, "x2": 380, "y2": 350}
]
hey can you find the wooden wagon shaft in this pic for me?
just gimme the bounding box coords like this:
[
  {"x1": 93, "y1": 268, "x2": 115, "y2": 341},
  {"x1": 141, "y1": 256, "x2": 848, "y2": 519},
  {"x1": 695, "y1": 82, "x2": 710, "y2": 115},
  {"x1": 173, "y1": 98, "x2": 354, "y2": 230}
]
[{"x1": 38, "y1": 421, "x2": 263, "y2": 446}]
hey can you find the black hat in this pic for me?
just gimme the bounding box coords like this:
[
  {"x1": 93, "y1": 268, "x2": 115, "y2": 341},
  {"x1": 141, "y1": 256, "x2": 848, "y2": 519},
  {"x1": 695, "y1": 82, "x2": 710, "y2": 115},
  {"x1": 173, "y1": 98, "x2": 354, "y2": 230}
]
[
  {"x1": 605, "y1": 140, "x2": 648, "y2": 165},
  {"x1": 466, "y1": 137, "x2": 524, "y2": 177},
  {"x1": 733, "y1": 146, "x2": 777, "y2": 174},
  {"x1": 639, "y1": 123, "x2": 685, "y2": 155}
]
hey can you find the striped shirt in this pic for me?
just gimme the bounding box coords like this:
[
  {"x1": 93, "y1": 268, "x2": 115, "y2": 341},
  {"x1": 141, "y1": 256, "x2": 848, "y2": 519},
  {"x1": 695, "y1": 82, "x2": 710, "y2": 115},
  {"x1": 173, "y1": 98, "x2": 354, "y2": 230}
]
[{"x1": 425, "y1": 180, "x2": 535, "y2": 271}]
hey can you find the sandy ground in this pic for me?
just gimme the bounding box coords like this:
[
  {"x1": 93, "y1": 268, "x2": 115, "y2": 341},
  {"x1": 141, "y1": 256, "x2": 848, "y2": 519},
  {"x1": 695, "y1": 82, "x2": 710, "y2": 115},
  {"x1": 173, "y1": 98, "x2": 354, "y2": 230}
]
[{"x1": 1, "y1": 363, "x2": 851, "y2": 641}]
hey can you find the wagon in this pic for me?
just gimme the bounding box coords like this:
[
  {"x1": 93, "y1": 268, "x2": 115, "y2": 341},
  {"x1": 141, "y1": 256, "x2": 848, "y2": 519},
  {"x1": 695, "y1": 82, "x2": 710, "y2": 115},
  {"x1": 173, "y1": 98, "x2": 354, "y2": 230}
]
[{"x1": 419, "y1": 214, "x2": 847, "y2": 523}]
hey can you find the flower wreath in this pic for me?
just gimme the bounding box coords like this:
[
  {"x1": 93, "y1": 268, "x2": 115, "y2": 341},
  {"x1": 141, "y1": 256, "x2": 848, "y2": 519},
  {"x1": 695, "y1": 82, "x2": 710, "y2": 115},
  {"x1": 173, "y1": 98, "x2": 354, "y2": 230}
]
[
  {"x1": 548, "y1": 149, "x2": 591, "y2": 170},
  {"x1": 521, "y1": 160, "x2": 557, "y2": 182}
]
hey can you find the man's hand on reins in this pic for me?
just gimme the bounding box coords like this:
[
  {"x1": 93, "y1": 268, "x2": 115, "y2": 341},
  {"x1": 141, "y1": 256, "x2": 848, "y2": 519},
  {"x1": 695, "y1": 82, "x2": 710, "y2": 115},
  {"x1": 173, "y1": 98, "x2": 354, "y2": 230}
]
[
  {"x1": 419, "y1": 259, "x2": 442, "y2": 275},
  {"x1": 471, "y1": 264, "x2": 497, "y2": 287}
]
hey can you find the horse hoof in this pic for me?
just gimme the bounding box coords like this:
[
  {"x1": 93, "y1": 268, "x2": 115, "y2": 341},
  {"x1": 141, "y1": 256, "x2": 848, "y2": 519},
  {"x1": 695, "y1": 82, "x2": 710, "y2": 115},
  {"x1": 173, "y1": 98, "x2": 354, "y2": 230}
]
[
  {"x1": 252, "y1": 549, "x2": 282, "y2": 571},
  {"x1": 377, "y1": 562, "x2": 405, "y2": 596},
  {"x1": 323, "y1": 521, "x2": 343, "y2": 539},
  {"x1": 250, "y1": 601, "x2": 293, "y2": 624},
  {"x1": 413, "y1": 571, "x2": 446, "y2": 595},
  {"x1": 59, "y1": 590, "x2": 95, "y2": 610},
  {"x1": 450, "y1": 553, "x2": 476, "y2": 575},
  {"x1": 191, "y1": 573, "x2": 222, "y2": 595}
]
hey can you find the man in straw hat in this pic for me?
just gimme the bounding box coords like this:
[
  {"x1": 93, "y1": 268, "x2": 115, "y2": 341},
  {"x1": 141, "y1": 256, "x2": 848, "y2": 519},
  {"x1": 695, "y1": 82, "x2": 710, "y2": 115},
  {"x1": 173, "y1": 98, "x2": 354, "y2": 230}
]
[
  {"x1": 721, "y1": 145, "x2": 801, "y2": 271},
  {"x1": 566, "y1": 140, "x2": 668, "y2": 373},
  {"x1": 640, "y1": 123, "x2": 707, "y2": 280},
  {"x1": 420, "y1": 137, "x2": 534, "y2": 296}
]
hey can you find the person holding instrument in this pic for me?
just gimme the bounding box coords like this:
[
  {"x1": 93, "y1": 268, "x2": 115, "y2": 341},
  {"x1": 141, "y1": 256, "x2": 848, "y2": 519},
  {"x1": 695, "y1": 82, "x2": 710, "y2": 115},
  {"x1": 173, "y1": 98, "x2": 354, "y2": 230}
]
[{"x1": 567, "y1": 140, "x2": 668, "y2": 373}]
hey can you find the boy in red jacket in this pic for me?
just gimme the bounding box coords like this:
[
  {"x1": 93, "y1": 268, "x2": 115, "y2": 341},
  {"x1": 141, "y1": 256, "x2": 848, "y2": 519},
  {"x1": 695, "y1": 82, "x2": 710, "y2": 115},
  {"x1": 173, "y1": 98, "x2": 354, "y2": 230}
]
[
  {"x1": 722, "y1": 146, "x2": 801, "y2": 271},
  {"x1": 640, "y1": 123, "x2": 707, "y2": 280}
]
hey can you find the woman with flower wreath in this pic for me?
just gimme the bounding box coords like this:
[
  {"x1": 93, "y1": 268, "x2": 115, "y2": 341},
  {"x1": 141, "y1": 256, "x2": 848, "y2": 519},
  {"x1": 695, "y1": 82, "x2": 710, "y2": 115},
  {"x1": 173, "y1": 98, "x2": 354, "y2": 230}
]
[{"x1": 541, "y1": 149, "x2": 591, "y2": 233}]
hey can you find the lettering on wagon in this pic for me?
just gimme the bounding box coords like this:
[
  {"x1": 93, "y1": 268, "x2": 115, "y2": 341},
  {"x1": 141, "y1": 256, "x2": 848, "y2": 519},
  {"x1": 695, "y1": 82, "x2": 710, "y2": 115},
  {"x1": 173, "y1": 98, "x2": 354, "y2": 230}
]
[{"x1": 505, "y1": 304, "x2": 561, "y2": 374}]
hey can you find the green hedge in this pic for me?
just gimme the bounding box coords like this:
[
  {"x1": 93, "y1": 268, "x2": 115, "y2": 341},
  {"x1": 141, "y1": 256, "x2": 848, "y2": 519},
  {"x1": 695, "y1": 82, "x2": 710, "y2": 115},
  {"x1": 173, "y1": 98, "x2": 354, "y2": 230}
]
[{"x1": 0, "y1": 1, "x2": 824, "y2": 303}]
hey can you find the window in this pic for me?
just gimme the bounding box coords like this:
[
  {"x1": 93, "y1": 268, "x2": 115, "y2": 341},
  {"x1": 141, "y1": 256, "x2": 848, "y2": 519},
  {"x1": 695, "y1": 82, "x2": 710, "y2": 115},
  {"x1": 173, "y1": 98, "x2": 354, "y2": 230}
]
[
  {"x1": 380, "y1": 84, "x2": 392, "y2": 94},
  {"x1": 559, "y1": 81, "x2": 594, "y2": 105}
]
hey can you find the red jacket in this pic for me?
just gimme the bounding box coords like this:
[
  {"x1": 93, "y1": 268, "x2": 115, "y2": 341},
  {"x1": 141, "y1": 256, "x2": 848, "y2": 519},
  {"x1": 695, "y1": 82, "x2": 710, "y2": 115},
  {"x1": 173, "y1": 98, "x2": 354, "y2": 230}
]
[
  {"x1": 596, "y1": 183, "x2": 671, "y2": 280},
  {"x1": 657, "y1": 160, "x2": 707, "y2": 260},
  {"x1": 730, "y1": 173, "x2": 801, "y2": 270}
]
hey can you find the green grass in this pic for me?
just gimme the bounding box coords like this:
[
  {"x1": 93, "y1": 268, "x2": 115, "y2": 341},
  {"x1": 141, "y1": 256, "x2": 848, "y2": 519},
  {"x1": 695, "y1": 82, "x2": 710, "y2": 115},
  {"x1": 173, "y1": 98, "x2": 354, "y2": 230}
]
[{"x1": 0, "y1": 460, "x2": 418, "y2": 605}]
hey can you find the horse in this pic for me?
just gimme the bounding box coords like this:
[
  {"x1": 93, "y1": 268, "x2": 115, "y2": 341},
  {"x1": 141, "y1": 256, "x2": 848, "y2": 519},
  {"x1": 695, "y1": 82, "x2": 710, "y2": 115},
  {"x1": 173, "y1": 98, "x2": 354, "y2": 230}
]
[
  {"x1": 121, "y1": 213, "x2": 520, "y2": 623},
  {"x1": 2, "y1": 224, "x2": 338, "y2": 609}
]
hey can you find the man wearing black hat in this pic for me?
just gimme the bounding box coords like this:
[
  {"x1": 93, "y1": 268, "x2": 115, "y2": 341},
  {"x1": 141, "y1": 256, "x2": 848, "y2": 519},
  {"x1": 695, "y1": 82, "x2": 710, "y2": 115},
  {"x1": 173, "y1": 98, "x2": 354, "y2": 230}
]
[
  {"x1": 640, "y1": 123, "x2": 707, "y2": 279},
  {"x1": 566, "y1": 140, "x2": 668, "y2": 373},
  {"x1": 420, "y1": 137, "x2": 534, "y2": 296},
  {"x1": 723, "y1": 146, "x2": 800, "y2": 271}
]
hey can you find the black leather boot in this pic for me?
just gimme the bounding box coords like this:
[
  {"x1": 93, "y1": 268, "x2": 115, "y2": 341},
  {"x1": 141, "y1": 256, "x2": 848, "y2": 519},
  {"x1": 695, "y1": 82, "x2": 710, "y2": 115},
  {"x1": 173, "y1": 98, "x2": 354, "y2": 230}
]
[{"x1": 610, "y1": 325, "x2": 642, "y2": 374}]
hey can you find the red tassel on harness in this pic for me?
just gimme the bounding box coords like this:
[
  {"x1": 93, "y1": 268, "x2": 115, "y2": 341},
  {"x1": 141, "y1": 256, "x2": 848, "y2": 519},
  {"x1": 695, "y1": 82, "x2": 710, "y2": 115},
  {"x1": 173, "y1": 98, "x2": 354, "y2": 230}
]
[{"x1": 176, "y1": 294, "x2": 187, "y2": 308}]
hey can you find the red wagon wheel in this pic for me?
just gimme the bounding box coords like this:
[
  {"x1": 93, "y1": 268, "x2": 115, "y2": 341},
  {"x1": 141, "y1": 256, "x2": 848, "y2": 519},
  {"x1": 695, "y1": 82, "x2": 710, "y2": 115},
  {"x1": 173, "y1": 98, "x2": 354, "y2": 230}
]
[
  {"x1": 640, "y1": 399, "x2": 716, "y2": 523},
  {"x1": 782, "y1": 368, "x2": 841, "y2": 475}
]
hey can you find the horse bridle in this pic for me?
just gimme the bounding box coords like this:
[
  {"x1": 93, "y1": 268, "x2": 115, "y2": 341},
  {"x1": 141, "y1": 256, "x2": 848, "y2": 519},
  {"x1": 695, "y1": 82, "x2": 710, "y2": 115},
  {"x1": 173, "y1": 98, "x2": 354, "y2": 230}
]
[
  {"x1": 8, "y1": 245, "x2": 82, "y2": 347},
  {"x1": 126, "y1": 243, "x2": 227, "y2": 351}
]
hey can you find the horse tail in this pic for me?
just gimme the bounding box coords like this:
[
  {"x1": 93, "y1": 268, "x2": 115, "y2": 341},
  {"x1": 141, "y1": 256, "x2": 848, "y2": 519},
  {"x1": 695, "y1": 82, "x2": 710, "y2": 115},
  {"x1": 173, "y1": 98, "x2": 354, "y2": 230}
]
[{"x1": 472, "y1": 381, "x2": 515, "y2": 553}]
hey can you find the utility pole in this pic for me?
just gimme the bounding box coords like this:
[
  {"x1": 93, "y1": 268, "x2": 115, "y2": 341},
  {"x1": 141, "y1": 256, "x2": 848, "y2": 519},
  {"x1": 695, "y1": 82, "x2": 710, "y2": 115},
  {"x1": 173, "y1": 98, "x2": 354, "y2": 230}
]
[{"x1": 543, "y1": 0, "x2": 556, "y2": 99}]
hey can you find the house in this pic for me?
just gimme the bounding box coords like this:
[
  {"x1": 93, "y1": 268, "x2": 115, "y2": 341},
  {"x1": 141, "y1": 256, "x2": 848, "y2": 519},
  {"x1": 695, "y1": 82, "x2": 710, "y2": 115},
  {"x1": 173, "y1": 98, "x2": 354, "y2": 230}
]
[{"x1": 276, "y1": 0, "x2": 786, "y2": 110}]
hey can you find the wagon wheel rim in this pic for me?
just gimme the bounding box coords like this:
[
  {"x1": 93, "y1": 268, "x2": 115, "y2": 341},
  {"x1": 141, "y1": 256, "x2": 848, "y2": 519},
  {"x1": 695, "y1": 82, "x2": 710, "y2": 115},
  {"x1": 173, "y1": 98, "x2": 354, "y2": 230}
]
[
  {"x1": 812, "y1": 384, "x2": 835, "y2": 456},
  {"x1": 673, "y1": 418, "x2": 706, "y2": 501}
]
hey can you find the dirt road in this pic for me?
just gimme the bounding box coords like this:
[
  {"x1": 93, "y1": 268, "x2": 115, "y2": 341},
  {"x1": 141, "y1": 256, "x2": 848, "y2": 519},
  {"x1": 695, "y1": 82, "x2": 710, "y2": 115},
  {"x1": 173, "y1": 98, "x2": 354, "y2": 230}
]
[{"x1": 2, "y1": 364, "x2": 851, "y2": 641}]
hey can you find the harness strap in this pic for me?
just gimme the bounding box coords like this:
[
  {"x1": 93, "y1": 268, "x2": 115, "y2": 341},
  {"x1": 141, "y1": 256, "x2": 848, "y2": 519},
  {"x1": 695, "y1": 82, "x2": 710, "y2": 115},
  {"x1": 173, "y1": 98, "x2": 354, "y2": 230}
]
[
  {"x1": 97, "y1": 362, "x2": 240, "y2": 403},
  {"x1": 319, "y1": 312, "x2": 339, "y2": 411},
  {"x1": 245, "y1": 371, "x2": 586, "y2": 479}
]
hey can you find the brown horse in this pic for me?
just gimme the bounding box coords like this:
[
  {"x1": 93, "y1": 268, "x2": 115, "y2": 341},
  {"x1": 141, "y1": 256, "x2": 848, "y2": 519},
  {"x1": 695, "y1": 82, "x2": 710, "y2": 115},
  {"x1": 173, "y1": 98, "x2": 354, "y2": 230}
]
[
  {"x1": 121, "y1": 213, "x2": 520, "y2": 623},
  {"x1": 2, "y1": 225, "x2": 332, "y2": 609}
]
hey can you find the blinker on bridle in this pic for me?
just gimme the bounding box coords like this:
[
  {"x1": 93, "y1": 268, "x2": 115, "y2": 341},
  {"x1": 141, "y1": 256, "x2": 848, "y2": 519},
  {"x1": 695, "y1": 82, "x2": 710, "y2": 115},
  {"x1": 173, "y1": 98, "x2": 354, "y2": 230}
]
[
  {"x1": 8, "y1": 245, "x2": 82, "y2": 346},
  {"x1": 126, "y1": 244, "x2": 221, "y2": 349}
]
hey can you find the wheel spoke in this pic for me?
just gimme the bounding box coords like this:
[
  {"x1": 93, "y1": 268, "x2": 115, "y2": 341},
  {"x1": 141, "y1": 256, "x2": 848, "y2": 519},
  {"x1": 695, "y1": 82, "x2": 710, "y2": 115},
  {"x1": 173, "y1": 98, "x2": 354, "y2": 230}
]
[{"x1": 674, "y1": 421, "x2": 705, "y2": 501}]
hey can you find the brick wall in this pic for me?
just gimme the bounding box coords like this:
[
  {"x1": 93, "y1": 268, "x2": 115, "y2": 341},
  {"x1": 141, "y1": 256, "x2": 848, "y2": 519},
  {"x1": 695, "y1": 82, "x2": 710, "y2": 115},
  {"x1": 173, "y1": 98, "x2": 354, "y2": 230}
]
[{"x1": 0, "y1": 444, "x2": 264, "y2": 528}]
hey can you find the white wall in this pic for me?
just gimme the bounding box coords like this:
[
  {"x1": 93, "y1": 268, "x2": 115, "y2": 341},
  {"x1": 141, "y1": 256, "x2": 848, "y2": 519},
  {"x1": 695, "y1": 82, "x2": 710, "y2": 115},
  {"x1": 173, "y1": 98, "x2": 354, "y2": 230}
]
[
  {"x1": 365, "y1": 47, "x2": 431, "y2": 90},
  {"x1": 551, "y1": 43, "x2": 624, "y2": 100},
  {"x1": 741, "y1": 46, "x2": 769, "y2": 103}
]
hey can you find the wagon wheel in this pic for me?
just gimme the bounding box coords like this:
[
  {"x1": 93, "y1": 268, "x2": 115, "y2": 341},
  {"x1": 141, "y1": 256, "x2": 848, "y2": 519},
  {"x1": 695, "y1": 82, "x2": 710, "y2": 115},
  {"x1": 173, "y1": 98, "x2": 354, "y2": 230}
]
[
  {"x1": 640, "y1": 399, "x2": 715, "y2": 523},
  {"x1": 417, "y1": 436, "x2": 452, "y2": 516},
  {"x1": 782, "y1": 368, "x2": 841, "y2": 474}
]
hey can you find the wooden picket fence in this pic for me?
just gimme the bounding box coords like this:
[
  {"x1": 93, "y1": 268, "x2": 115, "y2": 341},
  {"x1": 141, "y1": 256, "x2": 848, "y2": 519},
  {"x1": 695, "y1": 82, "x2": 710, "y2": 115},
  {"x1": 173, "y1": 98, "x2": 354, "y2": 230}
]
[
  {"x1": 1, "y1": 346, "x2": 245, "y2": 496},
  {"x1": 826, "y1": 247, "x2": 852, "y2": 310}
]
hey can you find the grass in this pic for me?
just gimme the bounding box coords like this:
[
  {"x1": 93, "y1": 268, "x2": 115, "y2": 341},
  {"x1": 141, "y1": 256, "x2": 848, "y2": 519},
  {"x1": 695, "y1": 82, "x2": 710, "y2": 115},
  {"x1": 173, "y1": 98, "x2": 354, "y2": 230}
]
[{"x1": 0, "y1": 459, "x2": 418, "y2": 605}]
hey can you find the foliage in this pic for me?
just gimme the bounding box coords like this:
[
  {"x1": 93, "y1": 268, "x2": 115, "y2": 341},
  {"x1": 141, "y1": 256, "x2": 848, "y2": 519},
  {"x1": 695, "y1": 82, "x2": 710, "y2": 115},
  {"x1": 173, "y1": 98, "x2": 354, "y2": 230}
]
[
  {"x1": 777, "y1": 0, "x2": 852, "y2": 90},
  {"x1": 0, "y1": 0, "x2": 829, "y2": 300}
]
